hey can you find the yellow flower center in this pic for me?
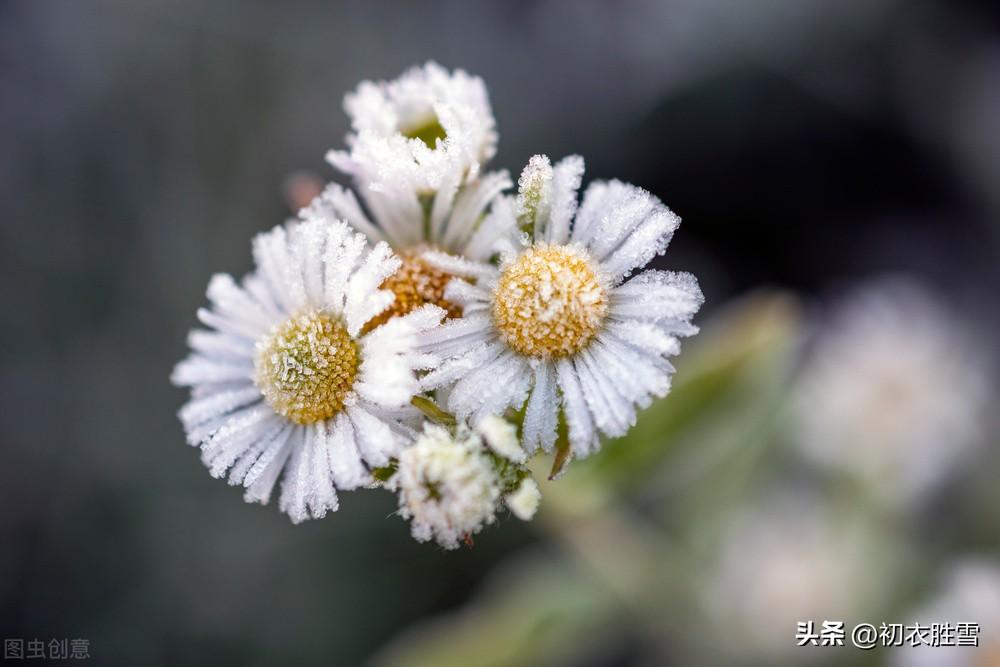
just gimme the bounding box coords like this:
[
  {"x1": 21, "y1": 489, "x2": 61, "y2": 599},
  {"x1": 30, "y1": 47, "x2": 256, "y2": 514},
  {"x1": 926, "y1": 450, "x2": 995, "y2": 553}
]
[
  {"x1": 402, "y1": 115, "x2": 447, "y2": 149},
  {"x1": 492, "y1": 244, "x2": 608, "y2": 359},
  {"x1": 254, "y1": 310, "x2": 359, "y2": 425},
  {"x1": 363, "y1": 249, "x2": 463, "y2": 332}
]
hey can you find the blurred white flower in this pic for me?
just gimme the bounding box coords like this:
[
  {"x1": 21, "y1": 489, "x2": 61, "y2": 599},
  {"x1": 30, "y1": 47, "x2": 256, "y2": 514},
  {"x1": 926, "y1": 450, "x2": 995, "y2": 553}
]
[
  {"x1": 318, "y1": 63, "x2": 514, "y2": 326},
  {"x1": 891, "y1": 560, "x2": 1000, "y2": 667},
  {"x1": 793, "y1": 278, "x2": 990, "y2": 506},
  {"x1": 390, "y1": 417, "x2": 537, "y2": 549},
  {"x1": 172, "y1": 217, "x2": 444, "y2": 523},
  {"x1": 703, "y1": 495, "x2": 889, "y2": 662},
  {"x1": 419, "y1": 154, "x2": 703, "y2": 461}
]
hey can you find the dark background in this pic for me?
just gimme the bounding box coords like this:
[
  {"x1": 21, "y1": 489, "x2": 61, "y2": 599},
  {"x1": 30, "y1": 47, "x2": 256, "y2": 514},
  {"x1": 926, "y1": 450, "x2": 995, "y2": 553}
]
[{"x1": 2, "y1": 1, "x2": 999, "y2": 664}]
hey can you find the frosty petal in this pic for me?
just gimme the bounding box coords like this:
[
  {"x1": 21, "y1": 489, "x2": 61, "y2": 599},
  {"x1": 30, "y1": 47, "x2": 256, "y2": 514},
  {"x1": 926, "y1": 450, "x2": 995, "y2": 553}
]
[
  {"x1": 521, "y1": 362, "x2": 559, "y2": 453},
  {"x1": 610, "y1": 270, "x2": 704, "y2": 325},
  {"x1": 555, "y1": 358, "x2": 598, "y2": 457},
  {"x1": 545, "y1": 155, "x2": 584, "y2": 245}
]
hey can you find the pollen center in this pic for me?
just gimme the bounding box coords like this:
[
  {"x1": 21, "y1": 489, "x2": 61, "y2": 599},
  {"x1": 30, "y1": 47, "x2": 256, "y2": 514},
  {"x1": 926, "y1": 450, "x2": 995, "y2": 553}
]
[
  {"x1": 254, "y1": 310, "x2": 359, "y2": 425},
  {"x1": 363, "y1": 248, "x2": 463, "y2": 332},
  {"x1": 492, "y1": 243, "x2": 608, "y2": 359}
]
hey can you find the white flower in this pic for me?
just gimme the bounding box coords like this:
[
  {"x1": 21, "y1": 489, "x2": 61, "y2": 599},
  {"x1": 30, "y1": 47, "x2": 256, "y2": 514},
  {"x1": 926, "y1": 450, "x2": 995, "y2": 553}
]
[
  {"x1": 390, "y1": 423, "x2": 498, "y2": 549},
  {"x1": 505, "y1": 477, "x2": 541, "y2": 521},
  {"x1": 703, "y1": 495, "x2": 890, "y2": 661},
  {"x1": 332, "y1": 61, "x2": 496, "y2": 190},
  {"x1": 793, "y1": 278, "x2": 990, "y2": 506},
  {"x1": 418, "y1": 154, "x2": 703, "y2": 460},
  {"x1": 171, "y1": 216, "x2": 445, "y2": 523},
  {"x1": 324, "y1": 62, "x2": 508, "y2": 256},
  {"x1": 890, "y1": 560, "x2": 1000, "y2": 667},
  {"x1": 317, "y1": 64, "x2": 514, "y2": 325},
  {"x1": 390, "y1": 416, "x2": 537, "y2": 549}
]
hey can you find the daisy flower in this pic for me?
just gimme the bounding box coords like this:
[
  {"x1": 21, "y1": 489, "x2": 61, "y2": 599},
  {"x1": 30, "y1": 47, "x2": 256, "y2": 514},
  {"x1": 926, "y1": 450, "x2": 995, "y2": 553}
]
[
  {"x1": 792, "y1": 278, "x2": 990, "y2": 506},
  {"x1": 331, "y1": 61, "x2": 497, "y2": 190},
  {"x1": 171, "y1": 217, "x2": 444, "y2": 523},
  {"x1": 321, "y1": 62, "x2": 514, "y2": 326},
  {"x1": 418, "y1": 154, "x2": 704, "y2": 460},
  {"x1": 389, "y1": 416, "x2": 537, "y2": 549}
]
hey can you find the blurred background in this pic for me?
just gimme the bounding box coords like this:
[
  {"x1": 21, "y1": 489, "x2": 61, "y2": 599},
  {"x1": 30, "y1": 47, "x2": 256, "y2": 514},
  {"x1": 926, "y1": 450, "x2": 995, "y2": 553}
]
[{"x1": 2, "y1": 1, "x2": 999, "y2": 665}]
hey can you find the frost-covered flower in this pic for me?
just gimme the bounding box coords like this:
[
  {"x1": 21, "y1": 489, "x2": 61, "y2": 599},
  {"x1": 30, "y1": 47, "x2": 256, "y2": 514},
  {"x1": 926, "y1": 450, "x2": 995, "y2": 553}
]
[
  {"x1": 890, "y1": 560, "x2": 1000, "y2": 667},
  {"x1": 330, "y1": 61, "x2": 496, "y2": 191},
  {"x1": 793, "y1": 278, "x2": 990, "y2": 506},
  {"x1": 418, "y1": 155, "x2": 703, "y2": 460},
  {"x1": 320, "y1": 63, "x2": 514, "y2": 326},
  {"x1": 390, "y1": 417, "x2": 537, "y2": 549},
  {"x1": 703, "y1": 495, "x2": 890, "y2": 662},
  {"x1": 171, "y1": 217, "x2": 444, "y2": 523}
]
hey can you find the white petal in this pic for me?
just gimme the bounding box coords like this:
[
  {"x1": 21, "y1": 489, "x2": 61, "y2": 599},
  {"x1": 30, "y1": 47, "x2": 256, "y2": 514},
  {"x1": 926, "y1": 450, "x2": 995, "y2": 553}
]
[
  {"x1": 229, "y1": 421, "x2": 292, "y2": 486},
  {"x1": 448, "y1": 351, "x2": 531, "y2": 422},
  {"x1": 205, "y1": 273, "x2": 273, "y2": 335},
  {"x1": 243, "y1": 425, "x2": 297, "y2": 505},
  {"x1": 420, "y1": 340, "x2": 505, "y2": 391},
  {"x1": 575, "y1": 348, "x2": 636, "y2": 439},
  {"x1": 442, "y1": 279, "x2": 491, "y2": 315},
  {"x1": 204, "y1": 414, "x2": 284, "y2": 479},
  {"x1": 322, "y1": 224, "x2": 366, "y2": 315},
  {"x1": 171, "y1": 355, "x2": 252, "y2": 387},
  {"x1": 545, "y1": 155, "x2": 584, "y2": 245},
  {"x1": 441, "y1": 170, "x2": 512, "y2": 251},
  {"x1": 521, "y1": 362, "x2": 559, "y2": 453},
  {"x1": 186, "y1": 329, "x2": 255, "y2": 361},
  {"x1": 603, "y1": 319, "x2": 682, "y2": 357},
  {"x1": 418, "y1": 311, "x2": 494, "y2": 357},
  {"x1": 327, "y1": 413, "x2": 373, "y2": 489},
  {"x1": 462, "y1": 194, "x2": 518, "y2": 262},
  {"x1": 420, "y1": 249, "x2": 499, "y2": 283},
  {"x1": 344, "y1": 241, "x2": 401, "y2": 336},
  {"x1": 555, "y1": 358, "x2": 598, "y2": 457},
  {"x1": 610, "y1": 270, "x2": 704, "y2": 325},
  {"x1": 179, "y1": 385, "x2": 261, "y2": 431},
  {"x1": 303, "y1": 182, "x2": 385, "y2": 244},
  {"x1": 278, "y1": 429, "x2": 311, "y2": 523},
  {"x1": 307, "y1": 422, "x2": 340, "y2": 518},
  {"x1": 347, "y1": 405, "x2": 399, "y2": 467}
]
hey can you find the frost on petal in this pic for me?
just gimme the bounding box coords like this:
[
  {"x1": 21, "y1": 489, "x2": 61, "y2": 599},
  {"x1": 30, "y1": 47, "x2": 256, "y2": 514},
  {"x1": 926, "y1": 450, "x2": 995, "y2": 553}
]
[
  {"x1": 344, "y1": 241, "x2": 401, "y2": 336},
  {"x1": 611, "y1": 270, "x2": 704, "y2": 326},
  {"x1": 516, "y1": 155, "x2": 553, "y2": 237},
  {"x1": 576, "y1": 181, "x2": 675, "y2": 276},
  {"x1": 546, "y1": 155, "x2": 585, "y2": 245},
  {"x1": 440, "y1": 169, "x2": 512, "y2": 252},
  {"x1": 347, "y1": 405, "x2": 401, "y2": 467},
  {"x1": 326, "y1": 413, "x2": 373, "y2": 490},
  {"x1": 521, "y1": 362, "x2": 559, "y2": 453},
  {"x1": 462, "y1": 194, "x2": 519, "y2": 262},
  {"x1": 555, "y1": 358, "x2": 598, "y2": 457}
]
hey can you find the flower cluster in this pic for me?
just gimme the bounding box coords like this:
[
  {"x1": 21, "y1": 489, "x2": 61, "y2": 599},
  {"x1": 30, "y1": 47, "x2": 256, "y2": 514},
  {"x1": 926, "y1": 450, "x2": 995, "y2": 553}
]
[{"x1": 172, "y1": 62, "x2": 703, "y2": 548}]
